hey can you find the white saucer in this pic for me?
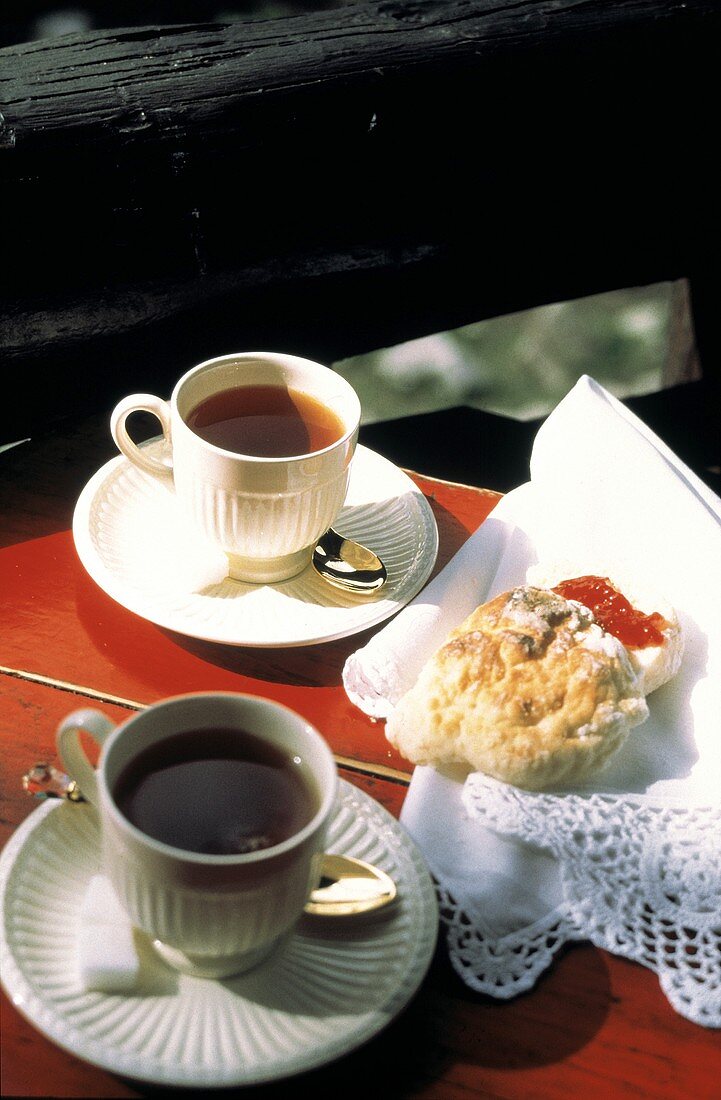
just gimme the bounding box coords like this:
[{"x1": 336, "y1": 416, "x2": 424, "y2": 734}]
[
  {"x1": 73, "y1": 441, "x2": 438, "y2": 647},
  {"x1": 1, "y1": 780, "x2": 438, "y2": 1089}
]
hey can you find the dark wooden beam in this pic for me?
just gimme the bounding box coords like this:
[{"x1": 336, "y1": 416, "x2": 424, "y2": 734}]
[{"x1": 1, "y1": 1, "x2": 719, "y2": 434}]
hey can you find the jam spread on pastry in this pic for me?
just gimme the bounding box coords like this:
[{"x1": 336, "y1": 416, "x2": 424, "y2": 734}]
[
  {"x1": 551, "y1": 575, "x2": 667, "y2": 648},
  {"x1": 526, "y1": 563, "x2": 684, "y2": 696}
]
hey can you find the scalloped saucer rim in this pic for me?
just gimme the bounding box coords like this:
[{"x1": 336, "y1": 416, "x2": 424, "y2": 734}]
[{"x1": 0, "y1": 780, "x2": 438, "y2": 1088}]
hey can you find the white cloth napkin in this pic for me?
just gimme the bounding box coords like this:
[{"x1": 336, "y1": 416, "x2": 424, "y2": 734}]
[{"x1": 343, "y1": 376, "x2": 721, "y2": 1026}]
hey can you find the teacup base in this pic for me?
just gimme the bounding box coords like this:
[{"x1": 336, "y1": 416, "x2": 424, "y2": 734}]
[
  {"x1": 152, "y1": 937, "x2": 280, "y2": 979},
  {"x1": 225, "y1": 547, "x2": 311, "y2": 584}
]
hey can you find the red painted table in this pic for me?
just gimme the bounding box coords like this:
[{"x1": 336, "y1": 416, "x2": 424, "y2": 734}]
[{"x1": 2, "y1": 412, "x2": 718, "y2": 1098}]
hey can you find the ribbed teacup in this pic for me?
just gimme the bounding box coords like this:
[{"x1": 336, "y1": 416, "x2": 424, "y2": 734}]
[
  {"x1": 56, "y1": 692, "x2": 338, "y2": 977},
  {"x1": 111, "y1": 352, "x2": 361, "y2": 583}
]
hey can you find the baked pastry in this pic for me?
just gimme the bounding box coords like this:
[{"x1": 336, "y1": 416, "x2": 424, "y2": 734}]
[
  {"x1": 526, "y1": 562, "x2": 683, "y2": 695},
  {"x1": 384, "y1": 586, "x2": 649, "y2": 790}
]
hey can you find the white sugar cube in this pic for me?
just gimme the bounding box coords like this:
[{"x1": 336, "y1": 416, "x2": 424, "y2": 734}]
[{"x1": 77, "y1": 875, "x2": 140, "y2": 993}]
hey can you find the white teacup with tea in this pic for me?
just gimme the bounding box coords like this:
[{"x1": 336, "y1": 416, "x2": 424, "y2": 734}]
[
  {"x1": 56, "y1": 692, "x2": 338, "y2": 978},
  {"x1": 111, "y1": 352, "x2": 361, "y2": 583}
]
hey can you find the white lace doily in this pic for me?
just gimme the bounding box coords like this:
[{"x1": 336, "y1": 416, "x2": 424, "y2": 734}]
[{"x1": 446, "y1": 774, "x2": 721, "y2": 1027}]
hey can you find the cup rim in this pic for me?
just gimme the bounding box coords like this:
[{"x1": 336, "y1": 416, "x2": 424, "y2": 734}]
[
  {"x1": 171, "y1": 352, "x2": 361, "y2": 465},
  {"x1": 98, "y1": 692, "x2": 338, "y2": 866}
]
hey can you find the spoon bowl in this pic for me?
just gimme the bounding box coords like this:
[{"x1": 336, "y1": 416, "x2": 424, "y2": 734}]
[
  {"x1": 312, "y1": 528, "x2": 387, "y2": 594},
  {"x1": 304, "y1": 854, "x2": 397, "y2": 917}
]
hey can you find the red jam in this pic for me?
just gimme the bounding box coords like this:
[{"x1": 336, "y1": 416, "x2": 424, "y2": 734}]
[{"x1": 552, "y1": 575, "x2": 666, "y2": 649}]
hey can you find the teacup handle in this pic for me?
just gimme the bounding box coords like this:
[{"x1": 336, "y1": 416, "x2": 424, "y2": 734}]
[
  {"x1": 56, "y1": 709, "x2": 117, "y2": 806},
  {"x1": 110, "y1": 394, "x2": 174, "y2": 482}
]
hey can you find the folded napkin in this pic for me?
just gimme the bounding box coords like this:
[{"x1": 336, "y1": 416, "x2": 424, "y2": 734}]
[{"x1": 343, "y1": 376, "x2": 721, "y2": 1027}]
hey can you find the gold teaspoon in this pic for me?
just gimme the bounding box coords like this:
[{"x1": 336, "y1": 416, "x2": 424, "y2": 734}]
[
  {"x1": 305, "y1": 854, "x2": 397, "y2": 917},
  {"x1": 312, "y1": 528, "x2": 387, "y2": 594}
]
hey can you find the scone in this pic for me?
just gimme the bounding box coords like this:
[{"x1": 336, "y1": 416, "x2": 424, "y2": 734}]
[
  {"x1": 526, "y1": 562, "x2": 683, "y2": 695},
  {"x1": 385, "y1": 586, "x2": 649, "y2": 790}
]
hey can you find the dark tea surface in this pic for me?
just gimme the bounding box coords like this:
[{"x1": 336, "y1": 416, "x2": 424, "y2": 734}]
[
  {"x1": 186, "y1": 384, "x2": 345, "y2": 457},
  {"x1": 113, "y1": 727, "x2": 317, "y2": 855}
]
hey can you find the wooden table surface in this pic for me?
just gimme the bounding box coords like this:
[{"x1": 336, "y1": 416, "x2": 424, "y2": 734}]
[{"x1": 1, "y1": 410, "x2": 719, "y2": 1099}]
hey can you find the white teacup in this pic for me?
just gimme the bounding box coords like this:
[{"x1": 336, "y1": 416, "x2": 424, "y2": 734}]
[
  {"x1": 56, "y1": 692, "x2": 338, "y2": 978},
  {"x1": 111, "y1": 352, "x2": 361, "y2": 583}
]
